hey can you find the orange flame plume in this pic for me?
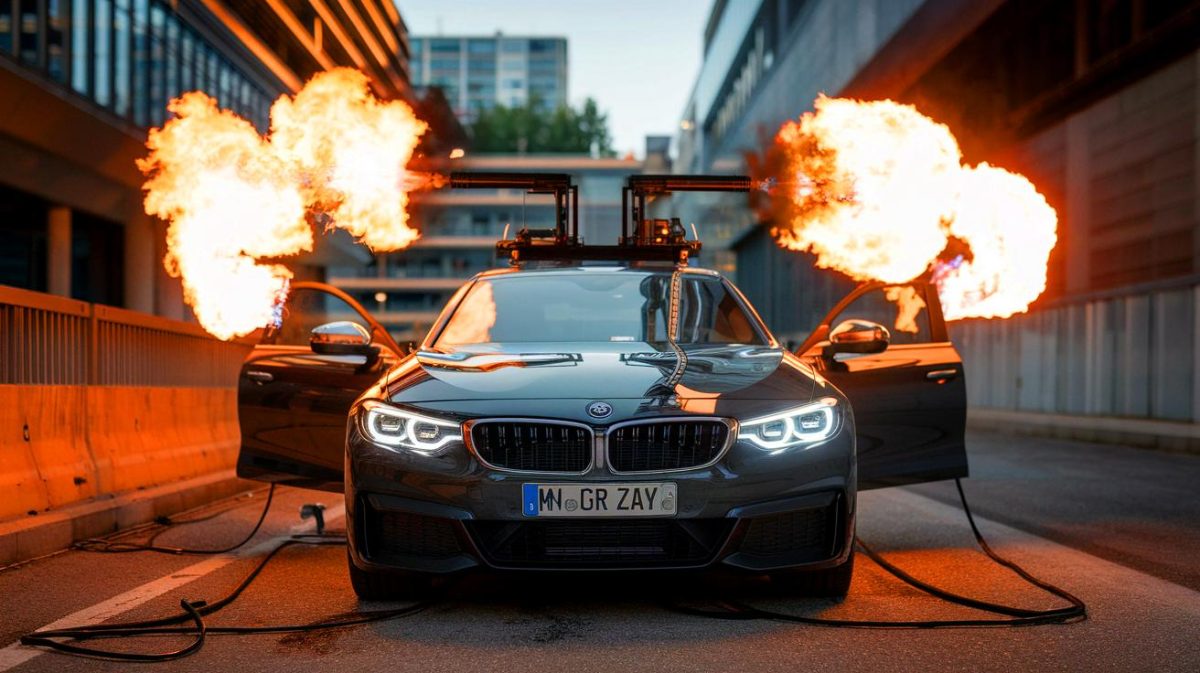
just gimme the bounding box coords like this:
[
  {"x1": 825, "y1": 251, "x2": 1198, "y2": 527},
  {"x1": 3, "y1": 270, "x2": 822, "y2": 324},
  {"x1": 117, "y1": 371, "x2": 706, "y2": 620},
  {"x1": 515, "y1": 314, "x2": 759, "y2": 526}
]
[
  {"x1": 138, "y1": 68, "x2": 432, "y2": 340},
  {"x1": 768, "y1": 95, "x2": 1058, "y2": 321}
]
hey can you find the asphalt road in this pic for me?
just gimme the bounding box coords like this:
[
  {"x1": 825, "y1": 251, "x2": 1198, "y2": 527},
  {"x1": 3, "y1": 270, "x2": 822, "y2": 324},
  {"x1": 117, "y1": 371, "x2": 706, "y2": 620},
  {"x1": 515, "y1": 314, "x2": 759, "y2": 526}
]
[{"x1": 1, "y1": 430, "x2": 1198, "y2": 672}]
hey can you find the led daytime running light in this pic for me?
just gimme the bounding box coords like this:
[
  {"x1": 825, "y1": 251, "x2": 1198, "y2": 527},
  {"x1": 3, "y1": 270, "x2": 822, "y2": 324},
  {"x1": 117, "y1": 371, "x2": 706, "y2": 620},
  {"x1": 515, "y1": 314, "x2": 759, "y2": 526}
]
[
  {"x1": 360, "y1": 400, "x2": 462, "y2": 454},
  {"x1": 738, "y1": 397, "x2": 840, "y2": 450}
]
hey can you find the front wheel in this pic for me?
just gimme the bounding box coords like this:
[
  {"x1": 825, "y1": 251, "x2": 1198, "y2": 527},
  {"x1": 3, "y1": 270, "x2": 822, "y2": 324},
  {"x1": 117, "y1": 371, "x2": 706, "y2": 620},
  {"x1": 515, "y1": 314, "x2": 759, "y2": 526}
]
[
  {"x1": 767, "y1": 549, "x2": 855, "y2": 598},
  {"x1": 347, "y1": 552, "x2": 440, "y2": 601}
]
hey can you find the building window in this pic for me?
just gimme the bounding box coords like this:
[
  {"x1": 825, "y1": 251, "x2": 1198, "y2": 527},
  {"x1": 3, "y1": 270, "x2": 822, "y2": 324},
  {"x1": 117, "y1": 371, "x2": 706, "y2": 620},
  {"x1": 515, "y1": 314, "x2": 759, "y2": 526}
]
[
  {"x1": 220, "y1": 61, "x2": 233, "y2": 107},
  {"x1": 17, "y1": 0, "x2": 38, "y2": 65},
  {"x1": 149, "y1": 2, "x2": 164, "y2": 125},
  {"x1": 93, "y1": 0, "x2": 112, "y2": 106},
  {"x1": 467, "y1": 39, "x2": 495, "y2": 54},
  {"x1": 179, "y1": 27, "x2": 193, "y2": 94},
  {"x1": 132, "y1": 0, "x2": 148, "y2": 125},
  {"x1": 164, "y1": 10, "x2": 178, "y2": 103},
  {"x1": 71, "y1": 0, "x2": 89, "y2": 93},
  {"x1": 47, "y1": 0, "x2": 68, "y2": 82},
  {"x1": 0, "y1": 2, "x2": 12, "y2": 57},
  {"x1": 114, "y1": 0, "x2": 131, "y2": 118},
  {"x1": 206, "y1": 48, "x2": 218, "y2": 97}
]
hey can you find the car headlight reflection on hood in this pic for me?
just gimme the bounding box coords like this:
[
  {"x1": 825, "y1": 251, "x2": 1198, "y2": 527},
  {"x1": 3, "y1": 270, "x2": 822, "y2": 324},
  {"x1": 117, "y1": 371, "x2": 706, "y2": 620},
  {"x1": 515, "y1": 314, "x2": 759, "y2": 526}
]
[
  {"x1": 738, "y1": 397, "x2": 840, "y2": 450},
  {"x1": 359, "y1": 400, "x2": 463, "y2": 454}
]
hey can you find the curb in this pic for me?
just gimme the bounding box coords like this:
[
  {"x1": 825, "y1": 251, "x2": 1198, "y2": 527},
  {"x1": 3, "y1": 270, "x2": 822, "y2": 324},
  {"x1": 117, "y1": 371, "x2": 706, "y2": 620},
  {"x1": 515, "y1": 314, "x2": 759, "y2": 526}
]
[
  {"x1": 0, "y1": 470, "x2": 257, "y2": 566},
  {"x1": 968, "y1": 408, "x2": 1200, "y2": 456}
]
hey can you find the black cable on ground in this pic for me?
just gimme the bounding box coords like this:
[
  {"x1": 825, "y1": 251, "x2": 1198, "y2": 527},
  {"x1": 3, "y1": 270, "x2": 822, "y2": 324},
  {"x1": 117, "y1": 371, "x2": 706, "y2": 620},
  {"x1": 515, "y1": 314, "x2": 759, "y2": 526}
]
[
  {"x1": 670, "y1": 478, "x2": 1087, "y2": 628},
  {"x1": 23, "y1": 476, "x2": 1088, "y2": 662},
  {"x1": 72, "y1": 484, "x2": 278, "y2": 555},
  {"x1": 20, "y1": 535, "x2": 431, "y2": 662}
]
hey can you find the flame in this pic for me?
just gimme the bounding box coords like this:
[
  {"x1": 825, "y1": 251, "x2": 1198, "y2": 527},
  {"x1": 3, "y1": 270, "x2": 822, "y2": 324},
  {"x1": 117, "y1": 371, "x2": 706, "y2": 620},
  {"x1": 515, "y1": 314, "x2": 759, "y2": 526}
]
[
  {"x1": 437, "y1": 281, "x2": 496, "y2": 347},
  {"x1": 884, "y1": 286, "x2": 925, "y2": 334},
  {"x1": 770, "y1": 95, "x2": 1057, "y2": 321},
  {"x1": 138, "y1": 68, "x2": 432, "y2": 339}
]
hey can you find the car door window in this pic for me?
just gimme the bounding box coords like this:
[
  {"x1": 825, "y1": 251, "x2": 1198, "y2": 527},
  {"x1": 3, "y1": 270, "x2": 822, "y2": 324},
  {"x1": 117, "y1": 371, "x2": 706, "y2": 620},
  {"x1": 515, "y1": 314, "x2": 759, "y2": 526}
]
[
  {"x1": 834, "y1": 285, "x2": 933, "y2": 345},
  {"x1": 677, "y1": 278, "x2": 764, "y2": 345},
  {"x1": 262, "y1": 286, "x2": 376, "y2": 347}
]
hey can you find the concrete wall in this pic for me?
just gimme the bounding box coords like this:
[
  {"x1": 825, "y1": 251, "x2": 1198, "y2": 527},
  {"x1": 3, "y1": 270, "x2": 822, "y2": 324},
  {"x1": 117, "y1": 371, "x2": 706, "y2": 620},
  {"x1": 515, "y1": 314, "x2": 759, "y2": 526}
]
[{"x1": 0, "y1": 285, "x2": 251, "y2": 523}]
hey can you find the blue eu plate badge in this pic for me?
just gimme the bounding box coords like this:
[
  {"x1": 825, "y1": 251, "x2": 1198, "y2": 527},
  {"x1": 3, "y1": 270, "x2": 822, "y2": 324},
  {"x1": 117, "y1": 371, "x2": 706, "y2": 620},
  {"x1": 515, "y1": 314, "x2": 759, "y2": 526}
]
[{"x1": 522, "y1": 483, "x2": 539, "y2": 516}]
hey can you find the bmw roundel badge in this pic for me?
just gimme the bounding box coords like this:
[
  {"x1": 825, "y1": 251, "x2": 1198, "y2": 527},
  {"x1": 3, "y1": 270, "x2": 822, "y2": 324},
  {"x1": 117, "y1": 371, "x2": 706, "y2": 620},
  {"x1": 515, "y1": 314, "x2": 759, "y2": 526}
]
[{"x1": 586, "y1": 401, "x2": 613, "y2": 419}]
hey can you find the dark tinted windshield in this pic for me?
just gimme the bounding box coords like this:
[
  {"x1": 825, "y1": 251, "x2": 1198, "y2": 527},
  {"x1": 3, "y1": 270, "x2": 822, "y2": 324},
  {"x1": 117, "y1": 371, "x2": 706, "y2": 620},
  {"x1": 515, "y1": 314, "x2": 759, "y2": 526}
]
[{"x1": 434, "y1": 272, "x2": 765, "y2": 347}]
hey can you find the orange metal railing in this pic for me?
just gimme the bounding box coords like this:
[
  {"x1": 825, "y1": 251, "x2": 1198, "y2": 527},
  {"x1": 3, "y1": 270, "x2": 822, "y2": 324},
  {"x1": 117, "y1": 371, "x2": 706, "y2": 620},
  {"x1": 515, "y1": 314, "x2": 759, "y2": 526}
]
[{"x1": 0, "y1": 285, "x2": 249, "y2": 386}]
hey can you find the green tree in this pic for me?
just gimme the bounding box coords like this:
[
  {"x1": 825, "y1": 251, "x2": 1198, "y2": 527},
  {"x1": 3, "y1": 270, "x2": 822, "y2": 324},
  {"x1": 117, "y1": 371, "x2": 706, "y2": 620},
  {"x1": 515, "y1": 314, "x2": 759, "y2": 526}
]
[{"x1": 469, "y1": 97, "x2": 614, "y2": 156}]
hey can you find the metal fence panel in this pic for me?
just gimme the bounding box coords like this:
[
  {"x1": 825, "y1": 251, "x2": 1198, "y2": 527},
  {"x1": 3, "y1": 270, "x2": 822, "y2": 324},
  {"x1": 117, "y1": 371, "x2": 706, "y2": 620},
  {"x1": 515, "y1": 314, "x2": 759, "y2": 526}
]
[
  {"x1": 960, "y1": 281, "x2": 1200, "y2": 424},
  {"x1": 1, "y1": 286, "x2": 250, "y2": 387}
]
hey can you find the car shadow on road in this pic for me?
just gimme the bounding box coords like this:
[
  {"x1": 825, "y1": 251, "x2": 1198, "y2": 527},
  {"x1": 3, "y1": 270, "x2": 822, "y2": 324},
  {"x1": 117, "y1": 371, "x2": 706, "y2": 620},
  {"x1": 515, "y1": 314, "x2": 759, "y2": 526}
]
[{"x1": 356, "y1": 568, "x2": 850, "y2": 648}]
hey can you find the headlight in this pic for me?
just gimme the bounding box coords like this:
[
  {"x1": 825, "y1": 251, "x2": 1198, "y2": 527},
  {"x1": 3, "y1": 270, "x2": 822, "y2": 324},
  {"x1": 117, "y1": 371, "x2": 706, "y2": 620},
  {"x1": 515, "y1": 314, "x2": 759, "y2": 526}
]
[
  {"x1": 738, "y1": 397, "x2": 840, "y2": 450},
  {"x1": 359, "y1": 400, "x2": 463, "y2": 454}
]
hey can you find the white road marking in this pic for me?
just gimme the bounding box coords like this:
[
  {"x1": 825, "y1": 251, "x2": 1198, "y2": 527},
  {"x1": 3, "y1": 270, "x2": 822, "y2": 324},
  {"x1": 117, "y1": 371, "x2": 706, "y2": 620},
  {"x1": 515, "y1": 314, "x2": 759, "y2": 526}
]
[{"x1": 0, "y1": 504, "x2": 344, "y2": 672}]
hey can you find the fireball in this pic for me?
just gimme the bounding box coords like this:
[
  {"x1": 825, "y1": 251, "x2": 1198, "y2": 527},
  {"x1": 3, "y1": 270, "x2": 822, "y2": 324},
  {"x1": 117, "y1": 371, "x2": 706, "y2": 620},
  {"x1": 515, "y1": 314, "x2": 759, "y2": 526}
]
[
  {"x1": 138, "y1": 68, "x2": 431, "y2": 340},
  {"x1": 771, "y1": 95, "x2": 1058, "y2": 321}
]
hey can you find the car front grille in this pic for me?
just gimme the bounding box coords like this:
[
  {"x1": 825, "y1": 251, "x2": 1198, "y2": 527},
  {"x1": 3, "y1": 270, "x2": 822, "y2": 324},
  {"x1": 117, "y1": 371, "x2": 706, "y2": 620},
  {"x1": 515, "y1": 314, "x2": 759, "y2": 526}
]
[
  {"x1": 607, "y1": 420, "x2": 731, "y2": 472},
  {"x1": 467, "y1": 519, "x2": 734, "y2": 568},
  {"x1": 361, "y1": 502, "x2": 463, "y2": 562},
  {"x1": 469, "y1": 421, "x2": 592, "y2": 472},
  {"x1": 738, "y1": 502, "x2": 838, "y2": 563}
]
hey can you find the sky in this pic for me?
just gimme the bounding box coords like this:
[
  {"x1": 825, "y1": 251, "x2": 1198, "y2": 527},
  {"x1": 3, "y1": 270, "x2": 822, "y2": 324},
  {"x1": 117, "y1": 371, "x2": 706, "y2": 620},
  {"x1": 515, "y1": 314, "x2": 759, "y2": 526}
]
[{"x1": 396, "y1": 0, "x2": 712, "y2": 157}]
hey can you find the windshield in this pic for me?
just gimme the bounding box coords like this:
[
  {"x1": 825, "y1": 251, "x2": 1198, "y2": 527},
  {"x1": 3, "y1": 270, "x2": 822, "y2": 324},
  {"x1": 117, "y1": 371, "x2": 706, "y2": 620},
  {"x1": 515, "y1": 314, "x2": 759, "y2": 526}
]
[{"x1": 433, "y1": 272, "x2": 766, "y2": 348}]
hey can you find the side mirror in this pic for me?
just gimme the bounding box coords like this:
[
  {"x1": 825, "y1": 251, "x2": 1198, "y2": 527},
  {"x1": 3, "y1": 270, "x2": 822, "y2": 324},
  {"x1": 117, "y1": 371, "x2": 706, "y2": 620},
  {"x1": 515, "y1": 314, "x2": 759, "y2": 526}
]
[
  {"x1": 310, "y1": 321, "x2": 378, "y2": 358},
  {"x1": 825, "y1": 319, "x2": 890, "y2": 356}
]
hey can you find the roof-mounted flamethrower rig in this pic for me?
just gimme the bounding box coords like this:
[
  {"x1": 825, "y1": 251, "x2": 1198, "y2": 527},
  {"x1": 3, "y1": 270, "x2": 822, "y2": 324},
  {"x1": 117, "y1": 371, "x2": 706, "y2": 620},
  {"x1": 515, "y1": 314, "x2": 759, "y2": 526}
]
[
  {"x1": 447, "y1": 171, "x2": 752, "y2": 265},
  {"x1": 448, "y1": 171, "x2": 755, "y2": 404}
]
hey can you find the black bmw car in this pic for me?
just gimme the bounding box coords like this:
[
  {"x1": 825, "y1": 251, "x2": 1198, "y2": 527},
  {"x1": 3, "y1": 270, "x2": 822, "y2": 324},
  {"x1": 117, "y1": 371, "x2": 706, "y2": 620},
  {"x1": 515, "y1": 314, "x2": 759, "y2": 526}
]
[{"x1": 235, "y1": 174, "x2": 968, "y2": 600}]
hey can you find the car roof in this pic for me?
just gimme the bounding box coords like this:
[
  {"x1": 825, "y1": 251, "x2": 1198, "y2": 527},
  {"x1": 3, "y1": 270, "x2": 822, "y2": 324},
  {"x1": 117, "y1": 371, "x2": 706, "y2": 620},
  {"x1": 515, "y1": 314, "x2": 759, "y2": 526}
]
[{"x1": 473, "y1": 265, "x2": 723, "y2": 281}]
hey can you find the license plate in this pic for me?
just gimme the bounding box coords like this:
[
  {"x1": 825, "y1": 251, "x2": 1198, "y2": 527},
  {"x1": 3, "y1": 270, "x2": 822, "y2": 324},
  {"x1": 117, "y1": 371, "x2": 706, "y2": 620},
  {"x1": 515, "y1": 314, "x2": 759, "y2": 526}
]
[{"x1": 522, "y1": 482, "x2": 677, "y2": 518}]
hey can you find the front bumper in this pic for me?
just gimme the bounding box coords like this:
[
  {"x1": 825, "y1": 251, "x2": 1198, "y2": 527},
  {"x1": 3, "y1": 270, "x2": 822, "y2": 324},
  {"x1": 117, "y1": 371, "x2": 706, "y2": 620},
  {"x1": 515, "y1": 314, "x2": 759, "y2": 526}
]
[{"x1": 346, "y1": 426, "x2": 856, "y2": 575}]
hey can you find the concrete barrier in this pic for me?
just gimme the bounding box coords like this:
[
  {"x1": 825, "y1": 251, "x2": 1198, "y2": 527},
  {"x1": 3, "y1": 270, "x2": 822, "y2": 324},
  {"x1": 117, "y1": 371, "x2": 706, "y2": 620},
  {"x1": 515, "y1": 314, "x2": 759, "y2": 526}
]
[
  {"x1": 0, "y1": 386, "x2": 94, "y2": 519},
  {"x1": 0, "y1": 284, "x2": 253, "y2": 561},
  {"x1": 0, "y1": 384, "x2": 245, "y2": 520}
]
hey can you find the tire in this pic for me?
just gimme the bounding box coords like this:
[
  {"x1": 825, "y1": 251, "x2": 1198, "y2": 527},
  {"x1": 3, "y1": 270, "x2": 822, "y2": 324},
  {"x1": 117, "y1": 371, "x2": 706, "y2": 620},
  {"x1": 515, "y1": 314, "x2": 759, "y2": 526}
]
[
  {"x1": 768, "y1": 549, "x2": 855, "y2": 598},
  {"x1": 347, "y1": 552, "x2": 439, "y2": 601}
]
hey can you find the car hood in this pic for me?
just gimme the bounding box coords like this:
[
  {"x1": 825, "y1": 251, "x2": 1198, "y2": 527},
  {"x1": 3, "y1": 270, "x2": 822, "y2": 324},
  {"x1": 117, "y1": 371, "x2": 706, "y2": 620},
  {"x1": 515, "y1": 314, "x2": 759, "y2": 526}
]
[{"x1": 382, "y1": 342, "x2": 817, "y2": 412}]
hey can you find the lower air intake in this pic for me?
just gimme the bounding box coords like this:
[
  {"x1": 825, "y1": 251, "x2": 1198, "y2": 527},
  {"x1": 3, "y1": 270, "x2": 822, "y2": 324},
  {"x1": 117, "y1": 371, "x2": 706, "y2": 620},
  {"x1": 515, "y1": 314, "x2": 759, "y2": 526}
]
[
  {"x1": 362, "y1": 503, "x2": 462, "y2": 562},
  {"x1": 467, "y1": 519, "x2": 734, "y2": 568},
  {"x1": 738, "y1": 502, "x2": 837, "y2": 563}
]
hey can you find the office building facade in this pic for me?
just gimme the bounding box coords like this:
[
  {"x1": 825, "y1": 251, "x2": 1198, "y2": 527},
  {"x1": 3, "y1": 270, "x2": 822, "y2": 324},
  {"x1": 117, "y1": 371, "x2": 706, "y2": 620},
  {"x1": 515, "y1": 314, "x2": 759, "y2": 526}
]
[
  {"x1": 678, "y1": 0, "x2": 1200, "y2": 435},
  {"x1": 409, "y1": 34, "x2": 568, "y2": 122},
  {"x1": 0, "y1": 0, "x2": 412, "y2": 318}
]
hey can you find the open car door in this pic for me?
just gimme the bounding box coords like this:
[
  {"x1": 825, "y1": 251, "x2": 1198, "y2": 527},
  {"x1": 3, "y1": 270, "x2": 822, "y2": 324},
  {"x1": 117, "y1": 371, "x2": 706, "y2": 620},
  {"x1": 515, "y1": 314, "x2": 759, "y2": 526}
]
[
  {"x1": 798, "y1": 282, "x2": 967, "y2": 490},
  {"x1": 236, "y1": 282, "x2": 405, "y2": 492}
]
